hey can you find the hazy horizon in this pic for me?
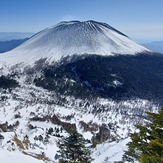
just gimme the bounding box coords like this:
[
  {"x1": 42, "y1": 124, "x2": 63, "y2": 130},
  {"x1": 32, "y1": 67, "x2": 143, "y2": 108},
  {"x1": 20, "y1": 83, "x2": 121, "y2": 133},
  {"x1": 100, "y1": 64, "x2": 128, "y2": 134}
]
[{"x1": 0, "y1": 0, "x2": 163, "y2": 42}]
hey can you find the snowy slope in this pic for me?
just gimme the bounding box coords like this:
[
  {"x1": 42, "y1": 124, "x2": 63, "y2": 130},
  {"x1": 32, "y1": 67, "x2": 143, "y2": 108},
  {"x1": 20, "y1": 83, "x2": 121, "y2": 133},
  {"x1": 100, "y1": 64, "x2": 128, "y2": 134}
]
[
  {"x1": 0, "y1": 84, "x2": 158, "y2": 163},
  {"x1": 0, "y1": 20, "x2": 150, "y2": 66},
  {"x1": 0, "y1": 150, "x2": 44, "y2": 163}
]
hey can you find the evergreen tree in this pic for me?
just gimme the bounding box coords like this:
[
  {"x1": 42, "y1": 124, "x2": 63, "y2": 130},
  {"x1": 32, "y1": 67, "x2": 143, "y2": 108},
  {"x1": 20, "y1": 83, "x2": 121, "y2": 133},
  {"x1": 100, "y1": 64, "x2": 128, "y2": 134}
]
[
  {"x1": 56, "y1": 131, "x2": 93, "y2": 163},
  {"x1": 123, "y1": 108, "x2": 163, "y2": 163}
]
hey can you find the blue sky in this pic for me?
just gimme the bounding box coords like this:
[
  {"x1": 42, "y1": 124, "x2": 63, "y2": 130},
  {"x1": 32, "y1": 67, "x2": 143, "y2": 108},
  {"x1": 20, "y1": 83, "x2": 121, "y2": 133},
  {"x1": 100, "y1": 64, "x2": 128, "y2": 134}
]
[{"x1": 0, "y1": 0, "x2": 163, "y2": 41}]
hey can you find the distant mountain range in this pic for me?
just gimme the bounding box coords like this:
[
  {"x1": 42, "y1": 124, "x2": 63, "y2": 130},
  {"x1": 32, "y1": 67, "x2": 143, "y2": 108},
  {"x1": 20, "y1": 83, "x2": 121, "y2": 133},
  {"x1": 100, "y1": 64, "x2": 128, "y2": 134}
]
[
  {"x1": 143, "y1": 41, "x2": 163, "y2": 53},
  {"x1": 0, "y1": 38, "x2": 28, "y2": 53},
  {"x1": 0, "y1": 32, "x2": 33, "y2": 53},
  {"x1": 0, "y1": 32, "x2": 33, "y2": 41}
]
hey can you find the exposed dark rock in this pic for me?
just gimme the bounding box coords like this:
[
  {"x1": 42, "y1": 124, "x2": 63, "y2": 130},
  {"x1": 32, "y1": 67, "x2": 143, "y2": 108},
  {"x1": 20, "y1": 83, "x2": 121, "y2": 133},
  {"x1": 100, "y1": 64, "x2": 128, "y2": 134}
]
[
  {"x1": 0, "y1": 75, "x2": 19, "y2": 89},
  {"x1": 91, "y1": 124, "x2": 111, "y2": 146},
  {"x1": 0, "y1": 121, "x2": 19, "y2": 132},
  {"x1": 50, "y1": 114, "x2": 76, "y2": 133},
  {"x1": 96, "y1": 124, "x2": 110, "y2": 143},
  {"x1": 29, "y1": 114, "x2": 76, "y2": 134},
  {"x1": 79, "y1": 121, "x2": 98, "y2": 132}
]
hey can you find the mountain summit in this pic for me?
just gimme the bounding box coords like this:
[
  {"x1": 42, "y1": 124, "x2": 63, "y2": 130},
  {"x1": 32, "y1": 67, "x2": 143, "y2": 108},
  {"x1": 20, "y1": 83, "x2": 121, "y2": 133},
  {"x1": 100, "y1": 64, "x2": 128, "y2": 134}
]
[{"x1": 0, "y1": 20, "x2": 149, "y2": 65}]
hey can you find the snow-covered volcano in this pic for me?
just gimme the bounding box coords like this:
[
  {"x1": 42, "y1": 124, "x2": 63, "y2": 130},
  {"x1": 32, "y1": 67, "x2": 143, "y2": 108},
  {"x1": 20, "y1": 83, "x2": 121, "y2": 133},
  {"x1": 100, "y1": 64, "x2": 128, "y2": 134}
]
[
  {"x1": 0, "y1": 20, "x2": 150, "y2": 66},
  {"x1": 0, "y1": 21, "x2": 163, "y2": 163}
]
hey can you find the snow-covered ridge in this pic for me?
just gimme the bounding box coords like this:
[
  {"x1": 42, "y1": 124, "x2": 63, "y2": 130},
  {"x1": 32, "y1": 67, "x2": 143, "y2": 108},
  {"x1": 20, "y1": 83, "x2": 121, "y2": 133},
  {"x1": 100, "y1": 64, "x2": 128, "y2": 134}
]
[{"x1": 0, "y1": 20, "x2": 150, "y2": 66}]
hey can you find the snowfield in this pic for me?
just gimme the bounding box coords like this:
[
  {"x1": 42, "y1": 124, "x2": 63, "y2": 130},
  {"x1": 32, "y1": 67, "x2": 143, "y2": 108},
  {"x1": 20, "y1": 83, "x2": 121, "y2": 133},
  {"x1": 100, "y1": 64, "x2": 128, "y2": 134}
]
[{"x1": 0, "y1": 150, "x2": 44, "y2": 163}]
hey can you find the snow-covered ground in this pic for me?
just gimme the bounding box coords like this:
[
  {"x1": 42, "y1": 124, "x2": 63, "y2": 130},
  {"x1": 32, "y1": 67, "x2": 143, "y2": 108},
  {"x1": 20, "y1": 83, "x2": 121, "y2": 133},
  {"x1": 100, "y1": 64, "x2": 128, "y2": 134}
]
[
  {"x1": 92, "y1": 138, "x2": 130, "y2": 163},
  {"x1": 0, "y1": 83, "x2": 158, "y2": 163},
  {"x1": 0, "y1": 150, "x2": 44, "y2": 163}
]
